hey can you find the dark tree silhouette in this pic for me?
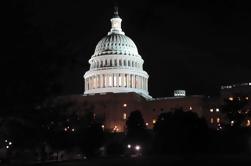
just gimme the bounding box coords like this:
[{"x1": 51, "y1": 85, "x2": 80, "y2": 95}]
[
  {"x1": 126, "y1": 110, "x2": 148, "y2": 143},
  {"x1": 153, "y1": 108, "x2": 208, "y2": 154}
]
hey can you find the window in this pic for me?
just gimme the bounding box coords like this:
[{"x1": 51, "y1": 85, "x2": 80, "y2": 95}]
[
  {"x1": 217, "y1": 118, "x2": 220, "y2": 123},
  {"x1": 109, "y1": 76, "x2": 112, "y2": 86},
  {"x1": 114, "y1": 75, "x2": 117, "y2": 86},
  {"x1": 153, "y1": 119, "x2": 156, "y2": 124},
  {"x1": 119, "y1": 75, "x2": 122, "y2": 86},
  {"x1": 210, "y1": 118, "x2": 214, "y2": 124}
]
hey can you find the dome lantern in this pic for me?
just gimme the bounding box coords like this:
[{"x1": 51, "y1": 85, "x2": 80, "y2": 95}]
[{"x1": 108, "y1": 6, "x2": 124, "y2": 35}]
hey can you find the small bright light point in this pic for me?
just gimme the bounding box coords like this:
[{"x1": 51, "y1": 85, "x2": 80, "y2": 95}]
[
  {"x1": 217, "y1": 118, "x2": 220, "y2": 123},
  {"x1": 127, "y1": 144, "x2": 131, "y2": 148},
  {"x1": 6, "y1": 146, "x2": 9, "y2": 149},
  {"x1": 5, "y1": 140, "x2": 7, "y2": 142},
  {"x1": 101, "y1": 125, "x2": 105, "y2": 128},
  {"x1": 216, "y1": 108, "x2": 219, "y2": 112},
  {"x1": 145, "y1": 122, "x2": 148, "y2": 126},
  {"x1": 64, "y1": 128, "x2": 67, "y2": 131},
  {"x1": 247, "y1": 120, "x2": 250, "y2": 127},
  {"x1": 245, "y1": 97, "x2": 249, "y2": 100},
  {"x1": 152, "y1": 119, "x2": 156, "y2": 124},
  {"x1": 210, "y1": 109, "x2": 213, "y2": 112},
  {"x1": 229, "y1": 97, "x2": 233, "y2": 101},
  {"x1": 189, "y1": 106, "x2": 192, "y2": 110},
  {"x1": 123, "y1": 103, "x2": 127, "y2": 107},
  {"x1": 231, "y1": 121, "x2": 234, "y2": 126},
  {"x1": 123, "y1": 113, "x2": 127, "y2": 120},
  {"x1": 9, "y1": 142, "x2": 12, "y2": 145},
  {"x1": 135, "y1": 145, "x2": 141, "y2": 151},
  {"x1": 72, "y1": 128, "x2": 75, "y2": 132},
  {"x1": 210, "y1": 118, "x2": 214, "y2": 124}
]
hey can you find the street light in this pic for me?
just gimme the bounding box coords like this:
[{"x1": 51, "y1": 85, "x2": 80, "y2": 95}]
[{"x1": 135, "y1": 145, "x2": 141, "y2": 151}]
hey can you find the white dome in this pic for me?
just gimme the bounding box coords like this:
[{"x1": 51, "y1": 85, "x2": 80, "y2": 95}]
[
  {"x1": 93, "y1": 34, "x2": 139, "y2": 57},
  {"x1": 83, "y1": 9, "x2": 151, "y2": 99}
]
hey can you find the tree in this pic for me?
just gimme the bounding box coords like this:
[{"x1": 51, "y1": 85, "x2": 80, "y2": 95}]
[
  {"x1": 126, "y1": 110, "x2": 148, "y2": 143},
  {"x1": 153, "y1": 108, "x2": 208, "y2": 154}
]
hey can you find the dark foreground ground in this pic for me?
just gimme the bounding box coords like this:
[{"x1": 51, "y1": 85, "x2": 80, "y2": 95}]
[{"x1": 19, "y1": 155, "x2": 251, "y2": 166}]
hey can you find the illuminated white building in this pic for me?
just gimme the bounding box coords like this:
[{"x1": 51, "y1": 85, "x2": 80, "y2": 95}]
[{"x1": 84, "y1": 8, "x2": 151, "y2": 99}]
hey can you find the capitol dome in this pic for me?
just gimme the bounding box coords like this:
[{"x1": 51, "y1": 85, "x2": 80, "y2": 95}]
[
  {"x1": 84, "y1": 8, "x2": 151, "y2": 99},
  {"x1": 93, "y1": 34, "x2": 139, "y2": 57}
]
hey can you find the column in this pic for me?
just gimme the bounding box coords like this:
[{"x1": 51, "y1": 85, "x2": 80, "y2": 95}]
[
  {"x1": 103, "y1": 74, "x2": 105, "y2": 88},
  {"x1": 141, "y1": 77, "x2": 144, "y2": 89}
]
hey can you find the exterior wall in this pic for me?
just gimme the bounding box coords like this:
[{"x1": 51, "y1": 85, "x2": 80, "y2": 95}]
[
  {"x1": 55, "y1": 84, "x2": 251, "y2": 132},
  {"x1": 56, "y1": 93, "x2": 209, "y2": 132}
]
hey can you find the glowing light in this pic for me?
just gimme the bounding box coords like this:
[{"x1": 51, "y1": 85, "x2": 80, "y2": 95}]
[
  {"x1": 101, "y1": 125, "x2": 105, "y2": 129},
  {"x1": 229, "y1": 97, "x2": 233, "y2": 101},
  {"x1": 135, "y1": 145, "x2": 141, "y2": 151},
  {"x1": 189, "y1": 106, "x2": 192, "y2": 110},
  {"x1": 145, "y1": 122, "x2": 148, "y2": 126},
  {"x1": 5, "y1": 140, "x2": 7, "y2": 143},
  {"x1": 246, "y1": 97, "x2": 249, "y2": 100},
  {"x1": 72, "y1": 128, "x2": 75, "y2": 132},
  {"x1": 109, "y1": 76, "x2": 112, "y2": 86},
  {"x1": 113, "y1": 125, "x2": 119, "y2": 132},
  {"x1": 210, "y1": 109, "x2": 213, "y2": 112},
  {"x1": 123, "y1": 113, "x2": 127, "y2": 120},
  {"x1": 152, "y1": 119, "x2": 156, "y2": 124},
  {"x1": 119, "y1": 76, "x2": 122, "y2": 86},
  {"x1": 6, "y1": 146, "x2": 9, "y2": 149},
  {"x1": 217, "y1": 118, "x2": 220, "y2": 123},
  {"x1": 9, "y1": 142, "x2": 12, "y2": 145},
  {"x1": 123, "y1": 103, "x2": 127, "y2": 107},
  {"x1": 64, "y1": 128, "x2": 67, "y2": 131},
  {"x1": 216, "y1": 108, "x2": 219, "y2": 112},
  {"x1": 231, "y1": 121, "x2": 234, "y2": 126},
  {"x1": 210, "y1": 118, "x2": 214, "y2": 124},
  {"x1": 127, "y1": 144, "x2": 131, "y2": 149},
  {"x1": 247, "y1": 120, "x2": 250, "y2": 127}
]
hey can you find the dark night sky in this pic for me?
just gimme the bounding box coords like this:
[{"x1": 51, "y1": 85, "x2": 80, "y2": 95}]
[{"x1": 6, "y1": 0, "x2": 251, "y2": 98}]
